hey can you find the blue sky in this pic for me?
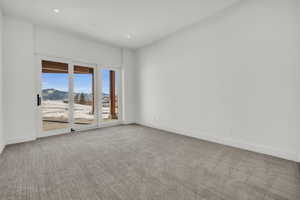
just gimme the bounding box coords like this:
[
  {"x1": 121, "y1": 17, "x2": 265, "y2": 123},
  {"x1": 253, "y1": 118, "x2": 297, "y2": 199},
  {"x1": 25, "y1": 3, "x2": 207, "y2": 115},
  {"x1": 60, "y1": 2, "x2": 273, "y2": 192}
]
[{"x1": 42, "y1": 69, "x2": 111, "y2": 94}]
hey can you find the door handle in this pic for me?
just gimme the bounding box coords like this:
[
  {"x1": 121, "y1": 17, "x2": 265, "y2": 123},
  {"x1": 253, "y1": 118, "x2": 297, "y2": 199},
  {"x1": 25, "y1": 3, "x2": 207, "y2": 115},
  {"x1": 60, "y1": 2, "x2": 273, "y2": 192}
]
[{"x1": 37, "y1": 94, "x2": 41, "y2": 106}]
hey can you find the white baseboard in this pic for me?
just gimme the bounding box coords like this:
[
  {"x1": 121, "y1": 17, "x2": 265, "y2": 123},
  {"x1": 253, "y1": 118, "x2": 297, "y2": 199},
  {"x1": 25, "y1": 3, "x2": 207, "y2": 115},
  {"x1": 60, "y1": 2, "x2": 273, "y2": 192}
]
[
  {"x1": 137, "y1": 121, "x2": 299, "y2": 163},
  {"x1": 122, "y1": 120, "x2": 136, "y2": 125},
  {"x1": 3, "y1": 122, "x2": 299, "y2": 163},
  {"x1": 0, "y1": 142, "x2": 5, "y2": 154},
  {"x1": 6, "y1": 136, "x2": 36, "y2": 145},
  {"x1": 6, "y1": 122, "x2": 129, "y2": 145}
]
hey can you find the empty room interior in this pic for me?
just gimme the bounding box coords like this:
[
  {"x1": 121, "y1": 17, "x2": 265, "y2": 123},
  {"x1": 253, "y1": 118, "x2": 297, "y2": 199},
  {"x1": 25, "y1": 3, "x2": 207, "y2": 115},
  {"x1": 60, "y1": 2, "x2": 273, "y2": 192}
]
[{"x1": 0, "y1": 0, "x2": 300, "y2": 199}]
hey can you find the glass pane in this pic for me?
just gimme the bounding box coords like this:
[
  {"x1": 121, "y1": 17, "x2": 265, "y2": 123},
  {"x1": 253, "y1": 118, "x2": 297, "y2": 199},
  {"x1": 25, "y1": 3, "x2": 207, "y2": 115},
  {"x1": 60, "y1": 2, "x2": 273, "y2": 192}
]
[
  {"x1": 101, "y1": 69, "x2": 118, "y2": 121},
  {"x1": 41, "y1": 61, "x2": 69, "y2": 131},
  {"x1": 73, "y1": 66, "x2": 95, "y2": 126}
]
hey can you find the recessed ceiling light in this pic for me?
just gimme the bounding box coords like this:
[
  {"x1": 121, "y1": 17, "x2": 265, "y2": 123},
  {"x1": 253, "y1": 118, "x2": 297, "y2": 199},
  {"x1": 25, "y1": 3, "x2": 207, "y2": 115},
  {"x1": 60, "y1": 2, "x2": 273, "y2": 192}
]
[
  {"x1": 126, "y1": 34, "x2": 132, "y2": 39},
  {"x1": 53, "y1": 9, "x2": 60, "y2": 13}
]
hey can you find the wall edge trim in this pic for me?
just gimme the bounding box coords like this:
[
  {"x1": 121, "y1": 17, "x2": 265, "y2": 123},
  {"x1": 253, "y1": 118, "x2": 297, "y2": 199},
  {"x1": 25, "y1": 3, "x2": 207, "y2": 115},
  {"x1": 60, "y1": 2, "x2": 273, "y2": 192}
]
[
  {"x1": 6, "y1": 136, "x2": 36, "y2": 145},
  {"x1": 0, "y1": 143, "x2": 5, "y2": 155},
  {"x1": 137, "y1": 121, "x2": 299, "y2": 163}
]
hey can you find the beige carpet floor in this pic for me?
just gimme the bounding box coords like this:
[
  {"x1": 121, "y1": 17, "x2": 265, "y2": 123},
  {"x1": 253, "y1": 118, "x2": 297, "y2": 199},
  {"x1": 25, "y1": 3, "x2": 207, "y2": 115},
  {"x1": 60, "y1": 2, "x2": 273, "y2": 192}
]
[{"x1": 0, "y1": 124, "x2": 299, "y2": 200}]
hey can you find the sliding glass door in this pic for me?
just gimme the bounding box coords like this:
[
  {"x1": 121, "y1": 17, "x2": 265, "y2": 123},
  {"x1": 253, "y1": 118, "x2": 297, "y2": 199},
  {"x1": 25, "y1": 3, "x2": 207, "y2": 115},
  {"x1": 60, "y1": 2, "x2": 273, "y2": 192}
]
[
  {"x1": 100, "y1": 69, "x2": 120, "y2": 123},
  {"x1": 41, "y1": 60, "x2": 70, "y2": 133},
  {"x1": 73, "y1": 65, "x2": 97, "y2": 129},
  {"x1": 38, "y1": 58, "x2": 121, "y2": 137}
]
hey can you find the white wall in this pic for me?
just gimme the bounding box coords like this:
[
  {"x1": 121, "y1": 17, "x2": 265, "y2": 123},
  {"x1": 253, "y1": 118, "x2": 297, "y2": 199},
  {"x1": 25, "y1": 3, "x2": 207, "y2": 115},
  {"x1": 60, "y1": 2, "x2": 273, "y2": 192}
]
[
  {"x1": 35, "y1": 26, "x2": 122, "y2": 67},
  {"x1": 0, "y1": 9, "x2": 4, "y2": 153},
  {"x1": 136, "y1": 0, "x2": 300, "y2": 162},
  {"x1": 3, "y1": 17, "x2": 134, "y2": 144},
  {"x1": 122, "y1": 49, "x2": 137, "y2": 124},
  {"x1": 3, "y1": 17, "x2": 36, "y2": 144}
]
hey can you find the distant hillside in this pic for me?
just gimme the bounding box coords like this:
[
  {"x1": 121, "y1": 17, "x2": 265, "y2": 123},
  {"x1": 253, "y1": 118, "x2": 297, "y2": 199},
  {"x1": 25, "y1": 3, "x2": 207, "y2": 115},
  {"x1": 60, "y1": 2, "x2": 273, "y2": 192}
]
[
  {"x1": 42, "y1": 89, "x2": 68, "y2": 100},
  {"x1": 42, "y1": 89, "x2": 108, "y2": 101}
]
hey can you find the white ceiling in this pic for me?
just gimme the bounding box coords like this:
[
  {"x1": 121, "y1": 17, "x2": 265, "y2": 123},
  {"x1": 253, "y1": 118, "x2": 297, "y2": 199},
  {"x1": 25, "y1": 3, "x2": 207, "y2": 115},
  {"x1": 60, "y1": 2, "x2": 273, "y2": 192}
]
[{"x1": 0, "y1": 0, "x2": 240, "y2": 48}]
